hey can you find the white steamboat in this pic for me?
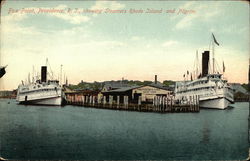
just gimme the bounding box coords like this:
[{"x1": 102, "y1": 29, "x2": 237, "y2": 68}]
[
  {"x1": 16, "y1": 64, "x2": 65, "y2": 106},
  {"x1": 175, "y1": 34, "x2": 234, "y2": 109},
  {"x1": 175, "y1": 74, "x2": 234, "y2": 109}
]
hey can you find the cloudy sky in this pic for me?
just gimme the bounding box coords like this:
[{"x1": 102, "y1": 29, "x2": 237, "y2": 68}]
[{"x1": 0, "y1": 1, "x2": 249, "y2": 90}]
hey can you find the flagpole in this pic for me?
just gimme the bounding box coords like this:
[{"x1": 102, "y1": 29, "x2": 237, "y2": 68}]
[
  {"x1": 209, "y1": 34, "x2": 213, "y2": 74},
  {"x1": 212, "y1": 33, "x2": 220, "y2": 74},
  {"x1": 222, "y1": 61, "x2": 225, "y2": 79},
  {"x1": 208, "y1": 38, "x2": 211, "y2": 74},
  {"x1": 212, "y1": 34, "x2": 215, "y2": 74},
  {"x1": 196, "y1": 50, "x2": 198, "y2": 79},
  {"x1": 222, "y1": 61, "x2": 224, "y2": 77}
]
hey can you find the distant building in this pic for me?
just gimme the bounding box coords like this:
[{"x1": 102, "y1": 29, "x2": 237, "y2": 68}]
[
  {"x1": 228, "y1": 83, "x2": 248, "y2": 102},
  {"x1": 65, "y1": 89, "x2": 99, "y2": 102},
  {"x1": 0, "y1": 90, "x2": 16, "y2": 98},
  {"x1": 131, "y1": 84, "x2": 173, "y2": 103},
  {"x1": 102, "y1": 85, "x2": 139, "y2": 103},
  {"x1": 63, "y1": 85, "x2": 100, "y2": 102},
  {"x1": 229, "y1": 83, "x2": 248, "y2": 95},
  {"x1": 102, "y1": 84, "x2": 173, "y2": 104}
]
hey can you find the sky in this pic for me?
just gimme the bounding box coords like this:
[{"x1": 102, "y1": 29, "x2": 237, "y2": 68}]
[{"x1": 0, "y1": 0, "x2": 249, "y2": 90}]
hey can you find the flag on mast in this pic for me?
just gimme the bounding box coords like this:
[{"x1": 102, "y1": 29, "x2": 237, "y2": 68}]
[
  {"x1": 212, "y1": 33, "x2": 220, "y2": 46},
  {"x1": 223, "y1": 61, "x2": 225, "y2": 72}
]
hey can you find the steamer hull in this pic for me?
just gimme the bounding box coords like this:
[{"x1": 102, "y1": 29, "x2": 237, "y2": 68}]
[
  {"x1": 199, "y1": 97, "x2": 231, "y2": 109},
  {"x1": 17, "y1": 91, "x2": 63, "y2": 106}
]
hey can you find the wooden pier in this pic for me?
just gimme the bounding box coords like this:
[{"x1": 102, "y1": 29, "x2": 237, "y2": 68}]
[{"x1": 66, "y1": 95, "x2": 200, "y2": 113}]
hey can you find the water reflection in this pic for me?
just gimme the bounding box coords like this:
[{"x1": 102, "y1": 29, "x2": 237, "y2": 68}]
[{"x1": 201, "y1": 119, "x2": 210, "y2": 144}]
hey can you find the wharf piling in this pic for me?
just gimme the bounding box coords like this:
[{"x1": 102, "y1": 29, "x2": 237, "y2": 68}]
[{"x1": 66, "y1": 94, "x2": 200, "y2": 113}]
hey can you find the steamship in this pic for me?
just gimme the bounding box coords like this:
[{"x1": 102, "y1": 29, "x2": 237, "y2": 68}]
[
  {"x1": 16, "y1": 65, "x2": 65, "y2": 106},
  {"x1": 175, "y1": 34, "x2": 234, "y2": 109}
]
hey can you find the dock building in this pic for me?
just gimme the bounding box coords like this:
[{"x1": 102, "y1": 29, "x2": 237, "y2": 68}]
[{"x1": 101, "y1": 75, "x2": 173, "y2": 104}]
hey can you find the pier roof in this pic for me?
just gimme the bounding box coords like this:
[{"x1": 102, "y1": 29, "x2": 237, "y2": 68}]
[
  {"x1": 149, "y1": 83, "x2": 173, "y2": 91},
  {"x1": 102, "y1": 84, "x2": 173, "y2": 93},
  {"x1": 102, "y1": 85, "x2": 141, "y2": 93}
]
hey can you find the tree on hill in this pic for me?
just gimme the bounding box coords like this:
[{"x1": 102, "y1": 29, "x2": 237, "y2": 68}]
[
  {"x1": 68, "y1": 79, "x2": 176, "y2": 91},
  {"x1": 163, "y1": 80, "x2": 175, "y2": 87}
]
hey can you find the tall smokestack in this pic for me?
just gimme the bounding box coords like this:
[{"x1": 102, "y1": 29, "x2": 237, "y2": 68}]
[
  {"x1": 41, "y1": 66, "x2": 47, "y2": 82},
  {"x1": 202, "y1": 51, "x2": 209, "y2": 77},
  {"x1": 155, "y1": 75, "x2": 157, "y2": 84}
]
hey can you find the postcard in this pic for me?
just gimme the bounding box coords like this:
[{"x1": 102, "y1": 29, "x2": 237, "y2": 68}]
[{"x1": 0, "y1": 0, "x2": 249, "y2": 160}]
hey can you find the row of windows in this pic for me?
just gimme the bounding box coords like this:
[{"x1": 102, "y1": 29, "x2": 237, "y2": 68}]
[
  {"x1": 19, "y1": 88, "x2": 57, "y2": 94},
  {"x1": 21, "y1": 84, "x2": 51, "y2": 91},
  {"x1": 208, "y1": 75, "x2": 221, "y2": 79},
  {"x1": 177, "y1": 86, "x2": 214, "y2": 94},
  {"x1": 33, "y1": 84, "x2": 51, "y2": 89},
  {"x1": 187, "y1": 80, "x2": 209, "y2": 87}
]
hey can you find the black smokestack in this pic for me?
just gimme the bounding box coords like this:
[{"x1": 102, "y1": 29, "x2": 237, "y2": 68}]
[
  {"x1": 41, "y1": 66, "x2": 47, "y2": 82},
  {"x1": 155, "y1": 75, "x2": 157, "y2": 84},
  {"x1": 202, "y1": 51, "x2": 209, "y2": 77}
]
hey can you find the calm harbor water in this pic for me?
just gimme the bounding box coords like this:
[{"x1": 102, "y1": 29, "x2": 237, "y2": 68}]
[{"x1": 0, "y1": 99, "x2": 249, "y2": 160}]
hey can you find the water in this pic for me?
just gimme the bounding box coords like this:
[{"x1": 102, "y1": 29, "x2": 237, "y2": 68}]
[{"x1": 0, "y1": 99, "x2": 249, "y2": 160}]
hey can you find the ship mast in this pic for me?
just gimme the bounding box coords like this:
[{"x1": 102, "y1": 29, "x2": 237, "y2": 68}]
[
  {"x1": 46, "y1": 58, "x2": 49, "y2": 80},
  {"x1": 196, "y1": 50, "x2": 199, "y2": 79},
  {"x1": 211, "y1": 33, "x2": 220, "y2": 74},
  {"x1": 212, "y1": 35, "x2": 215, "y2": 74},
  {"x1": 32, "y1": 65, "x2": 35, "y2": 83},
  {"x1": 60, "y1": 64, "x2": 63, "y2": 86}
]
